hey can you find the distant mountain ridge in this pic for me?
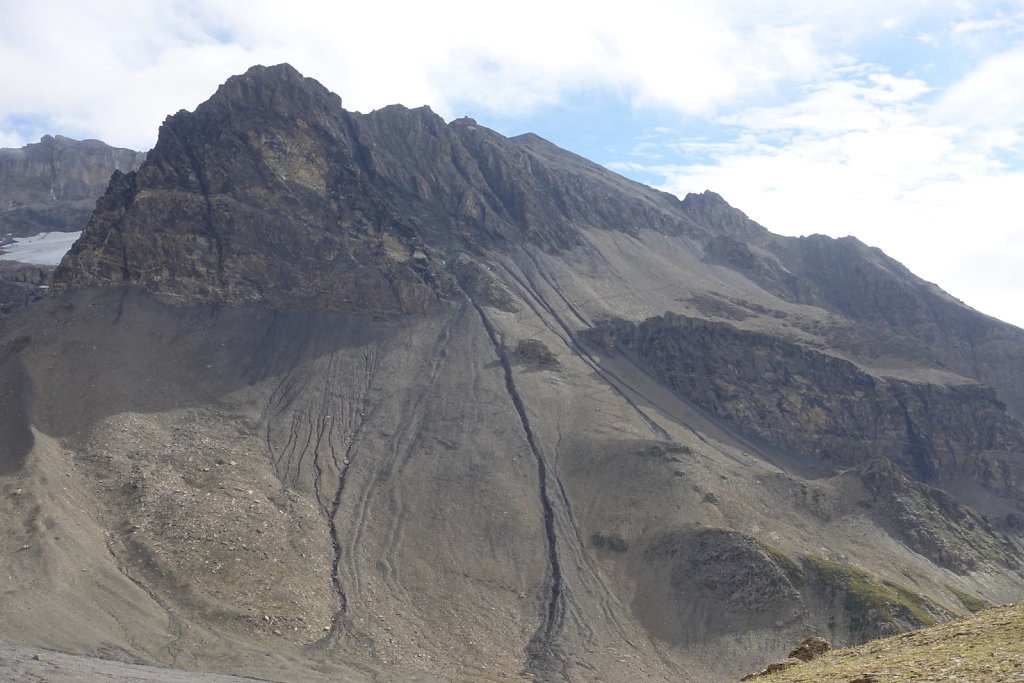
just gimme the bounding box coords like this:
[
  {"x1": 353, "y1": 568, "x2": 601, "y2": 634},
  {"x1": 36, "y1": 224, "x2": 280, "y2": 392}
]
[
  {"x1": 0, "y1": 134, "x2": 146, "y2": 239},
  {"x1": 1, "y1": 64, "x2": 1023, "y2": 682}
]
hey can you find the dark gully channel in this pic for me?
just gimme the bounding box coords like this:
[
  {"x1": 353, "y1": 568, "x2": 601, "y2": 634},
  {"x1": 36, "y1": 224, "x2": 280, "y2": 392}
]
[
  {"x1": 468, "y1": 298, "x2": 568, "y2": 679},
  {"x1": 317, "y1": 407, "x2": 373, "y2": 645}
]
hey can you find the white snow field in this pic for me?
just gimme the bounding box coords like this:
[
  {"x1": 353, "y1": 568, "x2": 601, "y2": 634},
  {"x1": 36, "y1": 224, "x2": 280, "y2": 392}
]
[{"x1": 0, "y1": 231, "x2": 81, "y2": 265}]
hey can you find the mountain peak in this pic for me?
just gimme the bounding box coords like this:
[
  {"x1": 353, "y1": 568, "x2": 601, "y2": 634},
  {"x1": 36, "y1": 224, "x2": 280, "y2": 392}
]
[
  {"x1": 234, "y1": 62, "x2": 324, "y2": 90},
  {"x1": 7, "y1": 63, "x2": 1024, "y2": 683},
  {"x1": 244, "y1": 62, "x2": 304, "y2": 79},
  {"x1": 680, "y1": 189, "x2": 766, "y2": 239},
  {"x1": 51, "y1": 64, "x2": 709, "y2": 309},
  {"x1": 197, "y1": 61, "x2": 342, "y2": 120}
]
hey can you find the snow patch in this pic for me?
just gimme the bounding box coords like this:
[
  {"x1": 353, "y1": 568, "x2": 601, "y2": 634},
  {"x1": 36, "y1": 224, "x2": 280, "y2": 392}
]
[{"x1": 0, "y1": 231, "x2": 81, "y2": 265}]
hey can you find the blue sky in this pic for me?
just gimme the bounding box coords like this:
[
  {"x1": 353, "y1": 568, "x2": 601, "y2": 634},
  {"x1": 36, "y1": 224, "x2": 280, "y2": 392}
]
[{"x1": 2, "y1": 0, "x2": 1023, "y2": 328}]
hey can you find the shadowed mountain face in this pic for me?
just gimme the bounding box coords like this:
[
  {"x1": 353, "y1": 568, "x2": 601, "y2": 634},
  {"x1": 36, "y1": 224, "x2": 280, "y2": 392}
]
[{"x1": 3, "y1": 64, "x2": 1024, "y2": 682}]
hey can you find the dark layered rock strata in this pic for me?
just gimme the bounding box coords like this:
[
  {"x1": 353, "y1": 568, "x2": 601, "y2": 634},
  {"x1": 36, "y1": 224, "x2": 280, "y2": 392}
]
[{"x1": 582, "y1": 313, "x2": 1024, "y2": 503}]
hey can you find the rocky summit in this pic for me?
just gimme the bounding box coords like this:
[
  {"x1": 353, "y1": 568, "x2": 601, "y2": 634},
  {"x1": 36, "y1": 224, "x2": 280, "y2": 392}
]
[{"x1": 2, "y1": 63, "x2": 1024, "y2": 682}]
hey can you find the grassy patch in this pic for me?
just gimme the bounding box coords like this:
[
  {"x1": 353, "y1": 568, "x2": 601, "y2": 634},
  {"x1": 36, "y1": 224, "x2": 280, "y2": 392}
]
[
  {"x1": 752, "y1": 602, "x2": 1024, "y2": 682},
  {"x1": 803, "y1": 556, "x2": 943, "y2": 634},
  {"x1": 946, "y1": 584, "x2": 990, "y2": 613},
  {"x1": 756, "y1": 541, "x2": 805, "y2": 584}
]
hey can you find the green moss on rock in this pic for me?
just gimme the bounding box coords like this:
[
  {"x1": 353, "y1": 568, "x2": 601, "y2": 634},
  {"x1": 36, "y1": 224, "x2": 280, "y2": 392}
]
[
  {"x1": 802, "y1": 555, "x2": 952, "y2": 638},
  {"x1": 946, "y1": 584, "x2": 990, "y2": 613}
]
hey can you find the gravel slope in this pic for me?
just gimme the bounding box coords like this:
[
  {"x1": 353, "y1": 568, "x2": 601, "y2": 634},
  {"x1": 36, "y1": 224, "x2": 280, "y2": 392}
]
[{"x1": 0, "y1": 642, "x2": 270, "y2": 682}]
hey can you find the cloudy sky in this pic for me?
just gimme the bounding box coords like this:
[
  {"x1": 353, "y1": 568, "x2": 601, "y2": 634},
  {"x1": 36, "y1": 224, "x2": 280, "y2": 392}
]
[{"x1": 2, "y1": 0, "x2": 1022, "y2": 327}]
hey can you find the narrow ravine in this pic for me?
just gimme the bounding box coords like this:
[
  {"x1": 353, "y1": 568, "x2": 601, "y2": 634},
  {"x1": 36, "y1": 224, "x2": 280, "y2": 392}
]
[
  {"x1": 468, "y1": 298, "x2": 569, "y2": 680},
  {"x1": 318, "y1": 444, "x2": 352, "y2": 642},
  {"x1": 315, "y1": 377, "x2": 380, "y2": 645}
]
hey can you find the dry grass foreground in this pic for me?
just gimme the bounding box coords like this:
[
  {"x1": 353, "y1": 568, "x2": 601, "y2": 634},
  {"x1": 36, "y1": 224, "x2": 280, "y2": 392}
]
[{"x1": 752, "y1": 602, "x2": 1024, "y2": 682}]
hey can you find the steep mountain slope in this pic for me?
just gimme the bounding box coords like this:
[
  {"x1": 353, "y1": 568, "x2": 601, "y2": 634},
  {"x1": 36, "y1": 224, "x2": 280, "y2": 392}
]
[{"x1": 2, "y1": 64, "x2": 1024, "y2": 682}]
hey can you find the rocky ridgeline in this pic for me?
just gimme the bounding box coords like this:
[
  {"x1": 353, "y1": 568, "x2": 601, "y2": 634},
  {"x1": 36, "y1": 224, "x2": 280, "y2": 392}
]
[{"x1": 51, "y1": 64, "x2": 710, "y2": 313}]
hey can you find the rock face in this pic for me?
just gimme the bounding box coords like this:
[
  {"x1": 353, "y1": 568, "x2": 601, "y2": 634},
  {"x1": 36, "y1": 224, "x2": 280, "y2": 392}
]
[
  {"x1": 52, "y1": 65, "x2": 700, "y2": 313},
  {"x1": 0, "y1": 135, "x2": 146, "y2": 238},
  {"x1": 581, "y1": 313, "x2": 1024, "y2": 499},
  {"x1": 0, "y1": 261, "x2": 52, "y2": 316},
  {"x1": 2, "y1": 64, "x2": 1024, "y2": 683}
]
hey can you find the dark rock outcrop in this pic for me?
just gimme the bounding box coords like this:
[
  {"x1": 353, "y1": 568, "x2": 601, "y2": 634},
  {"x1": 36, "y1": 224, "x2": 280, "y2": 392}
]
[
  {"x1": 513, "y1": 338, "x2": 559, "y2": 369},
  {"x1": 582, "y1": 313, "x2": 1024, "y2": 500},
  {"x1": 740, "y1": 637, "x2": 831, "y2": 680},
  {"x1": 0, "y1": 261, "x2": 51, "y2": 316},
  {"x1": 52, "y1": 64, "x2": 708, "y2": 313},
  {"x1": 633, "y1": 529, "x2": 805, "y2": 645},
  {"x1": 839, "y1": 459, "x2": 1022, "y2": 573},
  {"x1": 789, "y1": 636, "x2": 831, "y2": 661}
]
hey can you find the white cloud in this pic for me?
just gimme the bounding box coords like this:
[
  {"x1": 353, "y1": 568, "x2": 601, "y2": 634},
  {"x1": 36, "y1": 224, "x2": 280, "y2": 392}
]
[
  {"x1": 2, "y1": 0, "x2": 1023, "y2": 326},
  {"x1": 0, "y1": 0, "x2": 977, "y2": 150},
  {"x1": 0, "y1": 130, "x2": 23, "y2": 148},
  {"x1": 0, "y1": 1, "x2": 258, "y2": 149},
  {"x1": 951, "y1": 17, "x2": 1015, "y2": 33},
  {"x1": 932, "y1": 45, "x2": 1024, "y2": 142},
  {"x1": 644, "y1": 54, "x2": 1024, "y2": 327}
]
